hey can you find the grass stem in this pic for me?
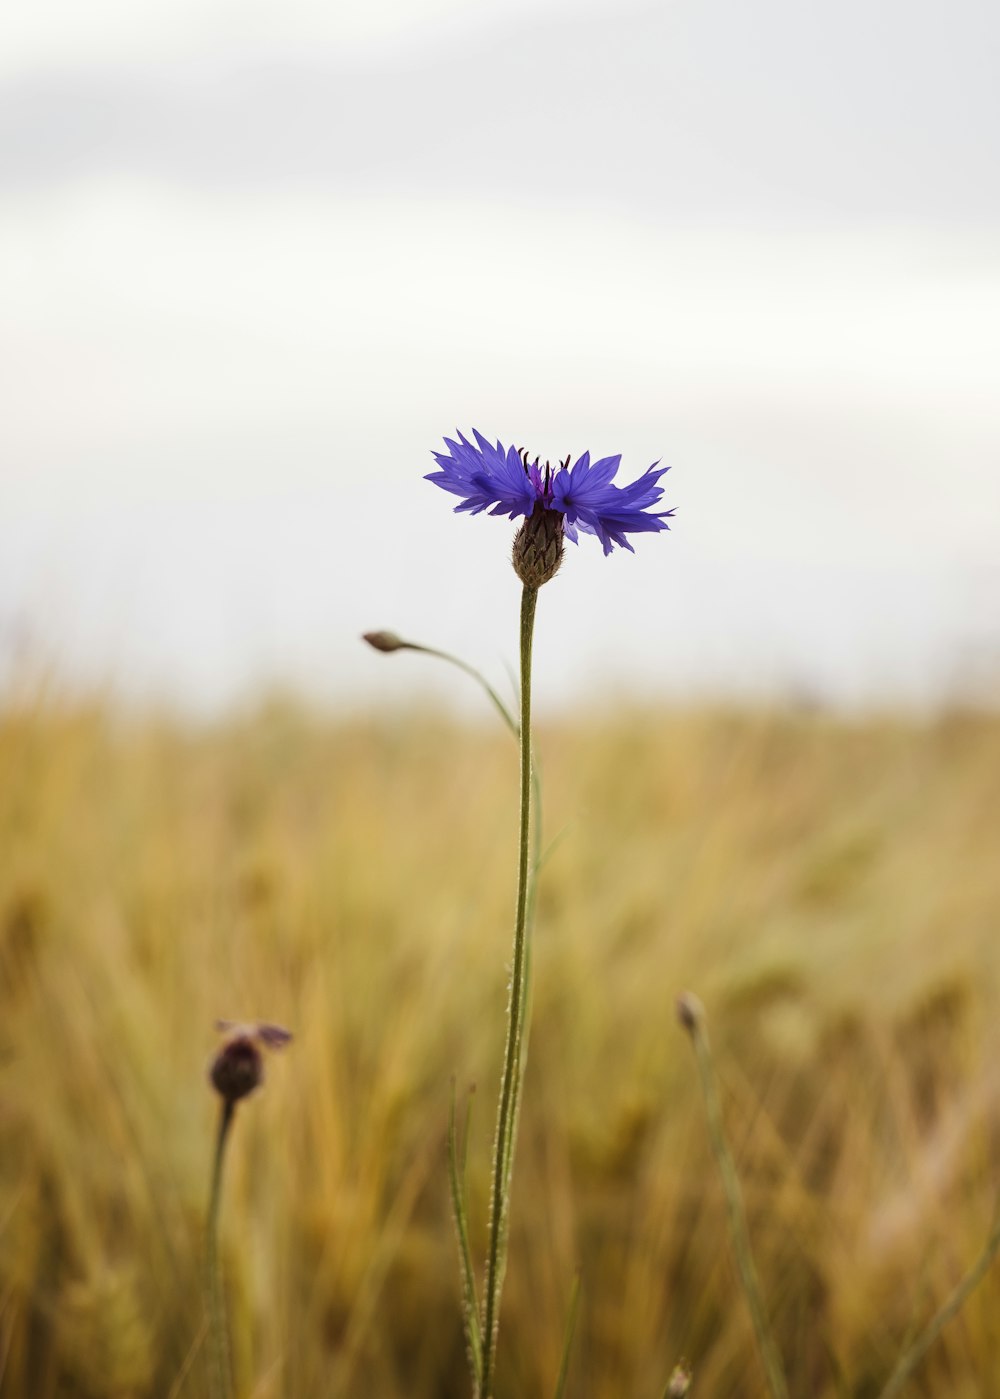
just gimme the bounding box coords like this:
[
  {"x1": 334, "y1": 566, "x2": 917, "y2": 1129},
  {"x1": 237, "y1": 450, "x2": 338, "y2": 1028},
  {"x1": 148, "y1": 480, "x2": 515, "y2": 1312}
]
[
  {"x1": 677, "y1": 994, "x2": 789, "y2": 1399},
  {"x1": 877, "y1": 1199, "x2": 1000, "y2": 1399},
  {"x1": 449, "y1": 1082, "x2": 483, "y2": 1386},
  {"x1": 552, "y1": 1269, "x2": 582, "y2": 1399}
]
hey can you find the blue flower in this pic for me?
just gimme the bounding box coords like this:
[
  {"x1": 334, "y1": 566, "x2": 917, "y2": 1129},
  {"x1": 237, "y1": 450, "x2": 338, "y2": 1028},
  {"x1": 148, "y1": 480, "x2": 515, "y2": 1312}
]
[{"x1": 427, "y1": 429, "x2": 673, "y2": 555}]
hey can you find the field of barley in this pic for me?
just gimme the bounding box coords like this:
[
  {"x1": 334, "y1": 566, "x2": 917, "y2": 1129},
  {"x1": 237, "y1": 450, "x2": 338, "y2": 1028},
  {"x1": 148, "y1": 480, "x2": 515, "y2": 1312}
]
[{"x1": 1, "y1": 684, "x2": 999, "y2": 1398}]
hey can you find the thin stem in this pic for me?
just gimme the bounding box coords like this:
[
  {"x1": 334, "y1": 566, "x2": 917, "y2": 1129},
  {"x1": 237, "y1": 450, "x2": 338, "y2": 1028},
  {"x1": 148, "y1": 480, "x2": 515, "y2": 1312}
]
[
  {"x1": 552, "y1": 1269, "x2": 582, "y2": 1399},
  {"x1": 366, "y1": 629, "x2": 543, "y2": 932},
  {"x1": 480, "y1": 583, "x2": 538, "y2": 1399},
  {"x1": 368, "y1": 623, "x2": 545, "y2": 1397},
  {"x1": 679, "y1": 997, "x2": 789, "y2": 1399},
  {"x1": 414, "y1": 636, "x2": 544, "y2": 922},
  {"x1": 877, "y1": 1200, "x2": 1000, "y2": 1399},
  {"x1": 449, "y1": 1082, "x2": 483, "y2": 1385},
  {"x1": 206, "y1": 1099, "x2": 235, "y2": 1399},
  {"x1": 390, "y1": 640, "x2": 519, "y2": 739}
]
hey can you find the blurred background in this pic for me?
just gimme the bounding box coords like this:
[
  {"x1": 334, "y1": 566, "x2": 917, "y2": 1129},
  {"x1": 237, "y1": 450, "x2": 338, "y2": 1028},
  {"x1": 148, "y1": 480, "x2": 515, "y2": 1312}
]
[
  {"x1": 2, "y1": 0, "x2": 998, "y2": 711},
  {"x1": 3, "y1": 4, "x2": 1000, "y2": 1398}
]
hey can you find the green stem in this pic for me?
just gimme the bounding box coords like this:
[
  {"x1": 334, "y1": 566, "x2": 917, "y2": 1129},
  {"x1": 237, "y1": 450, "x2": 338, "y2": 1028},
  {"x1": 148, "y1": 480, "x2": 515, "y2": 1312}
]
[
  {"x1": 480, "y1": 583, "x2": 538, "y2": 1399},
  {"x1": 206, "y1": 1099, "x2": 235, "y2": 1399},
  {"x1": 395, "y1": 642, "x2": 519, "y2": 740}
]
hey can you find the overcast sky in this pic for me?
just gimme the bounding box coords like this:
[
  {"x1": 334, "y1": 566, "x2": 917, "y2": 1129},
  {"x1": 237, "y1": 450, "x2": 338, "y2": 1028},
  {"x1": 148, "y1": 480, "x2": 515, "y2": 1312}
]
[{"x1": 2, "y1": 0, "x2": 998, "y2": 712}]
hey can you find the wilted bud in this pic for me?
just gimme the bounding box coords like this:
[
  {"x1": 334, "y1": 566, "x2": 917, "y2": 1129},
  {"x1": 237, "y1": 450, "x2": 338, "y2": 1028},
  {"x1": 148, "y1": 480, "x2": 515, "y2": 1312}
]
[
  {"x1": 666, "y1": 1360, "x2": 693, "y2": 1396},
  {"x1": 362, "y1": 630, "x2": 408, "y2": 653},
  {"x1": 675, "y1": 992, "x2": 704, "y2": 1035},
  {"x1": 209, "y1": 1021, "x2": 292, "y2": 1105},
  {"x1": 512, "y1": 504, "x2": 564, "y2": 588}
]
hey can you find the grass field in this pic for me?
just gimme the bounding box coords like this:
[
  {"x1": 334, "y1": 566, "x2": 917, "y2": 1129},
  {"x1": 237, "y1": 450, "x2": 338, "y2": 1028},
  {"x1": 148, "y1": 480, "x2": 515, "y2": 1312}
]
[{"x1": 1, "y1": 687, "x2": 999, "y2": 1397}]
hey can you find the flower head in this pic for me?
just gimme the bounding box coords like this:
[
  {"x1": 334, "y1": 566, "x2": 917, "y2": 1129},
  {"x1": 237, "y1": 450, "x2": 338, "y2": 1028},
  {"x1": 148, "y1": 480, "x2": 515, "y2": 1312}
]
[
  {"x1": 427, "y1": 429, "x2": 674, "y2": 557},
  {"x1": 209, "y1": 1019, "x2": 292, "y2": 1105}
]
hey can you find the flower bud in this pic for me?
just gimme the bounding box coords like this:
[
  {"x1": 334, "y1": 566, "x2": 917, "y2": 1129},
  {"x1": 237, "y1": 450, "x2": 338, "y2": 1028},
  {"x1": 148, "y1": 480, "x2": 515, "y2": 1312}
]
[
  {"x1": 675, "y1": 992, "x2": 704, "y2": 1035},
  {"x1": 208, "y1": 1020, "x2": 292, "y2": 1105},
  {"x1": 666, "y1": 1360, "x2": 693, "y2": 1396},
  {"x1": 362, "y1": 630, "x2": 407, "y2": 653},
  {"x1": 512, "y1": 504, "x2": 564, "y2": 588},
  {"x1": 210, "y1": 1033, "x2": 263, "y2": 1104}
]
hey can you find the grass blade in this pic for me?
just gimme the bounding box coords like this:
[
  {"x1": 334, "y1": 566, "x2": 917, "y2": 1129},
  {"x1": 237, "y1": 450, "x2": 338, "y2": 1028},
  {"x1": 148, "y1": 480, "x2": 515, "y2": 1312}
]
[
  {"x1": 448, "y1": 1080, "x2": 482, "y2": 1387},
  {"x1": 677, "y1": 993, "x2": 789, "y2": 1399},
  {"x1": 552, "y1": 1269, "x2": 582, "y2": 1399}
]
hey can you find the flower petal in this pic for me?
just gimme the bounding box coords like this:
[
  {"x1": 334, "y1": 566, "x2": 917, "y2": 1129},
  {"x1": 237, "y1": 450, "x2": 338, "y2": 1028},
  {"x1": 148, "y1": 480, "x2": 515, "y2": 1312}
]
[
  {"x1": 553, "y1": 459, "x2": 674, "y2": 554},
  {"x1": 428, "y1": 433, "x2": 674, "y2": 556},
  {"x1": 426, "y1": 430, "x2": 539, "y2": 519}
]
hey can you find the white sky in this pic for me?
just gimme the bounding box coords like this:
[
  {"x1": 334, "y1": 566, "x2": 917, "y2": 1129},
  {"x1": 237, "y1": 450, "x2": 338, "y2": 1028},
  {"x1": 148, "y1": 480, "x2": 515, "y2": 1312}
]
[
  {"x1": 0, "y1": 0, "x2": 586, "y2": 70},
  {"x1": 1, "y1": 0, "x2": 998, "y2": 712}
]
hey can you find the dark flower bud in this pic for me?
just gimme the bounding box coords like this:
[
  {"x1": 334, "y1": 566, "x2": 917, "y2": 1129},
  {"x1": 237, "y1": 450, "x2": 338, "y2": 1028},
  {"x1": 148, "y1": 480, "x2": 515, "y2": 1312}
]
[
  {"x1": 362, "y1": 630, "x2": 407, "y2": 653},
  {"x1": 209, "y1": 1020, "x2": 292, "y2": 1105},
  {"x1": 512, "y1": 504, "x2": 564, "y2": 588},
  {"x1": 210, "y1": 1034, "x2": 263, "y2": 1104}
]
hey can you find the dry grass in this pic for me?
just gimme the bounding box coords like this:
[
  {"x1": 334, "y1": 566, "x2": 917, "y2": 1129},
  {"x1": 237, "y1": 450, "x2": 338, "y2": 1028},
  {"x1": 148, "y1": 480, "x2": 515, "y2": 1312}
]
[{"x1": 1, "y1": 688, "x2": 999, "y2": 1397}]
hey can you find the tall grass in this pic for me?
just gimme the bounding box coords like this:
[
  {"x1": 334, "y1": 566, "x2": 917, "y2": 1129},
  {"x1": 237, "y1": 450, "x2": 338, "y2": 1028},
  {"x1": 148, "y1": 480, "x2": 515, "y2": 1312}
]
[{"x1": 1, "y1": 690, "x2": 999, "y2": 1395}]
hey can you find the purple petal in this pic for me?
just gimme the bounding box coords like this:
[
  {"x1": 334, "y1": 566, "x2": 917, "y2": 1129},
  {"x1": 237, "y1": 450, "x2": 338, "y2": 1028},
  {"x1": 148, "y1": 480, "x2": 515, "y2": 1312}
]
[
  {"x1": 427, "y1": 433, "x2": 674, "y2": 556},
  {"x1": 426, "y1": 429, "x2": 539, "y2": 519},
  {"x1": 553, "y1": 457, "x2": 673, "y2": 554}
]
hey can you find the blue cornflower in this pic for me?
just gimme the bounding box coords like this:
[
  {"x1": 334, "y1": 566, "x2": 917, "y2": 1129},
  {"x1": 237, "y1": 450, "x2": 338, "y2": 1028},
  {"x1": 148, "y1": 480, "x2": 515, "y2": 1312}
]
[{"x1": 427, "y1": 429, "x2": 674, "y2": 558}]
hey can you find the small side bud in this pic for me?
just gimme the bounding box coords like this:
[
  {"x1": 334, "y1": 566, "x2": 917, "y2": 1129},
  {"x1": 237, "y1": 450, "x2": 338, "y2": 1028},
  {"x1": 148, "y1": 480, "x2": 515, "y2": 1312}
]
[
  {"x1": 362, "y1": 630, "x2": 407, "y2": 653},
  {"x1": 675, "y1": 992, "x2": 704, "y2": 1035},
  {"x1": 667, "y1": 1360, "x2": 693, "y2": 1396},
  {"x1": 512, "y1": 504, "x2": 564, "y2": 588}
]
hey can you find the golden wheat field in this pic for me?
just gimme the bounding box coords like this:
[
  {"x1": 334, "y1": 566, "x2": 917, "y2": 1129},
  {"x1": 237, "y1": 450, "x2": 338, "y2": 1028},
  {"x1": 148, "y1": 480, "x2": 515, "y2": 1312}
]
[{"x1": 2, "y1": 686, "x2": 1000, "y2": 1398}]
